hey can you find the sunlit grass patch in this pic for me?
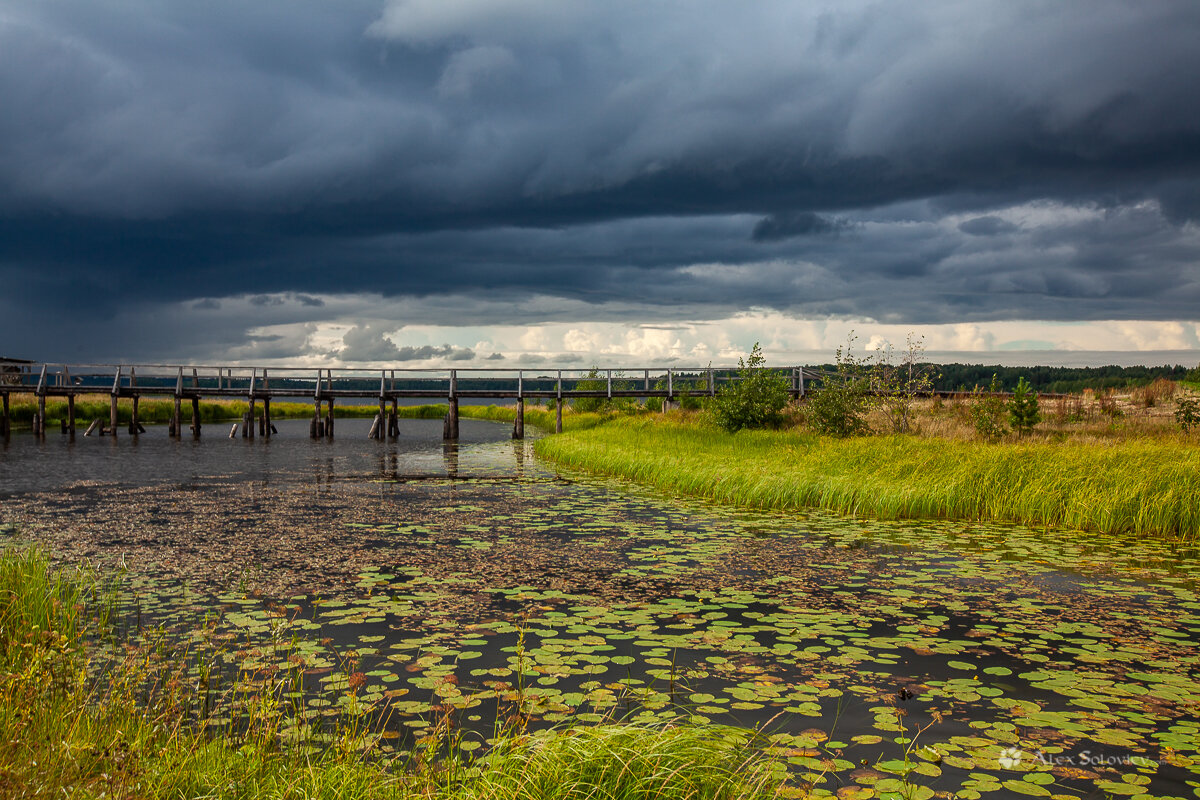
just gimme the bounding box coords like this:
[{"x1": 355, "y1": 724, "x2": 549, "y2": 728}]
[{"x1": 534, "y1": 415, "x2": 1200, "y2": 541}]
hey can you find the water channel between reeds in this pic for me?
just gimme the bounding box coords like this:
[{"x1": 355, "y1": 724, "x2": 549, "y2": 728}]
[{"x1": 2, "y1": 417, "x2": 1199, "y2": 799}]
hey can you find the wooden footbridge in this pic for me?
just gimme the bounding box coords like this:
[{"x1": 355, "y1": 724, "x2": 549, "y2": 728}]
[{"x1": 0, "y1": 361, "x2": 810, "y2": 441}]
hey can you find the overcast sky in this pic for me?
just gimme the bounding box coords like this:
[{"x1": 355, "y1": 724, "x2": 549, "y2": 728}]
[{"x1": 2, "y1": 0, "x2": 1200, "y2": 367}]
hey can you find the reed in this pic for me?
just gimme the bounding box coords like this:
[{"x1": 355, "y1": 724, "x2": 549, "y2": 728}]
[{"x1": 534, "y1": 415, "x2": 1200, "y2": 541}]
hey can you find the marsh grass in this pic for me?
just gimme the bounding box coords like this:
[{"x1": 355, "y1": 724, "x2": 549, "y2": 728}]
[
  {"x1": 535, "y1": 415, "x2": 1200, "y2": 541},
  {"x1": 0, "y1": 545, "x2": 787, "y2": 799}
]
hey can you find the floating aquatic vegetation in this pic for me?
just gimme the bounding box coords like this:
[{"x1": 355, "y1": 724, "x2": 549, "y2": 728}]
[{"x1": 2, "y1": 437, "x2": 1199, "y2": 798}]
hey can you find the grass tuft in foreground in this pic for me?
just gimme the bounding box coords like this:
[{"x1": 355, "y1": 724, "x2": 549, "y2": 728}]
[
  {"x1": 0, "y1": 544, "x2": 787, "y2": 799},
  {"x1": 534, "y1": 414, "x2": 1200, "y2": 541}
]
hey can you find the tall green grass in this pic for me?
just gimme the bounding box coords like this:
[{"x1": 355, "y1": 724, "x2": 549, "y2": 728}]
[
  {"x1": 0, "y1": 545, "x2": 786, "y2": 799},
  {"x1": 534, "y1": 416, "x2": 1200, "y2": 541}
]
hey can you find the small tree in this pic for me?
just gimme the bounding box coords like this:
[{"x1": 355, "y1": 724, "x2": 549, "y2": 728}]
[
  {"x1": 872, "y1": 334, "x2": 939, "y2": 434},
  {"x1": 806, "y1": 336, "x2": 873, "y2": 437},
  {"x1": 1008, "y1": 376, "x2": 1040, "y2": 436},
  {"x1": 1176, "y1": 396, "x2": 1200, "y2": 432},
  {"x1": 970, "y1": 374, "x2": 1008, "y2": 440},
  {"x1": 710, "y1": 343, "x2": 790, "y2": 432}
]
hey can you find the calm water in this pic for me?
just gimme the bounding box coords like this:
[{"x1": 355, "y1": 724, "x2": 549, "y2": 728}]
[
  {"x1": 2, "y1": 420, "x2": 1199, "y2": 799},
  {"x1": 0, "y1": 417, "x2": 520, "y2": 495}
]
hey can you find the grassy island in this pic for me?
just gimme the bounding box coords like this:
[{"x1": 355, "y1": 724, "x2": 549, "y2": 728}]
[{"x1": 535, "y1": 409, "x2": 1200, "y2": 542}]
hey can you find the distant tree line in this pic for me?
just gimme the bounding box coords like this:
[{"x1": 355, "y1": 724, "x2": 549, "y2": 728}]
[{"x1": 809, "y1": 362, "x2": 1198, "y2": 394}]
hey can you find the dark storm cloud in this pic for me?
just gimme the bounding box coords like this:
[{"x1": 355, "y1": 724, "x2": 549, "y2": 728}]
[
  {"x1": 752, "y1": 212, "x2": 845, "y2": 242},
  {"x1": 958, "y1": 216, "x2": 1018, "y2": 237},
  {"x1": 2, "y1": 0, "x2": 1200, "y2": 360}
]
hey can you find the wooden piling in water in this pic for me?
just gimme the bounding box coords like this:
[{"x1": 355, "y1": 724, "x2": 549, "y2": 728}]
[
  {"x1": 84, "y1": 418, "x2": 101, "y2": 436},
  {"x1": 1, "y1": 393, "x2": 8, "y2": 437},
  {"x1": 37, "y1": 394, "x2": 46, "y2": 438},
  {"x1": 109, "y1": 395, "x2": 118, "y2": 437},
  {"x1": 325, "y1": 398, "x2": 334, "y2": 438},
  {"x1": 67, "y1": 394, "x2": 75, "y2": 436},
  {"x1": 368, "y1": 414, "x2": 381, "y2": 439},
  {"x1": 443, "y1": 369, "x2": 459, "y2": 440},
  {"x1": 129, "y1": 396, "x2": 140, "y2": 435},
  {"x1": 513, "y1": 397, "x2": 524, "y2": 440},
  {"x1": 389, "y1": 398, "x2": 399, "y2": 437},
  {"x1": 191, "y1": 397, "x2": 201, "y2": 438},
  {"x1": 262, "y1": 397, "x2": 271, "y2": 438},
  {"x1": 229, "y1": 423, "x2": 238, "y2": 438}
]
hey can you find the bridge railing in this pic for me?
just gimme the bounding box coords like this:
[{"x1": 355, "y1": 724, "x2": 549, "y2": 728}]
[{"x1": 0, "y1": 362, "x2": 814, "y2": 398}]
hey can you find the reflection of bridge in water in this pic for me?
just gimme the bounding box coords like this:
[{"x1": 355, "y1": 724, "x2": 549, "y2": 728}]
[{"x1": 1, "y1": 362, "x2": 812, "y2": 441}]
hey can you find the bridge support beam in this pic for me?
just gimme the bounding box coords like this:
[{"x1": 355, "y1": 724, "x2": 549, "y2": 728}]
[{"x1": 192, "y1": 398, "x2": 202, "y2": 438}]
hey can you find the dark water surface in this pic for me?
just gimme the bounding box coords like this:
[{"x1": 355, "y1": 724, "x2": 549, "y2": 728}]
[{"x1": 2, "y1": 420, "x2": 1199, "y2": 799}]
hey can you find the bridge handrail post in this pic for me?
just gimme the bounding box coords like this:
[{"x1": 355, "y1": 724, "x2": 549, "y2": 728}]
[
  {"x1": 709, "y1": 367, "x2": 715, "y2": 396},
  {"x1": 667, "y1": 369, "x2": 673, "y2": 399},
  {"x1": 799, "y1": 367, "x2": 805, "y2": 398},
  {"x1": 518, "y1": 370, "x2": 523, "y2": 399},
  {"x1": 36, "y1": 364, "x2": 47, "y2": 395},
  {"x1": 607, "y1": 370, "x2": 612, "y2": 399},
  {"x1": 556, "y1": 370, "x2": 562, "y2": 401},
  {"x1": 111, "y1": 366, "x2": 121, "y2": 396}
]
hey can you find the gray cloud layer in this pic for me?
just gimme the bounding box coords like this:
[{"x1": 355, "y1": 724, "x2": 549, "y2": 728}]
[{"x1": 1, "y1": 0, "x2": 1199, "y2": 359}]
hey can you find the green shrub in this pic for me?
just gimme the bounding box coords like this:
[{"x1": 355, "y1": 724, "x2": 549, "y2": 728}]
[
  {"x1": 970, "y1": 375, "x2": 1008, "y2": 440},
  {"x1": 1177, "y1": 397, "x2": 1200, "y2": 432},
  {"x1": 805, "y1": 338, "x2": 872, "y2": 437},
  {"x1": 709, "y1": 344, "x2": 790, "y2": 433}
]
